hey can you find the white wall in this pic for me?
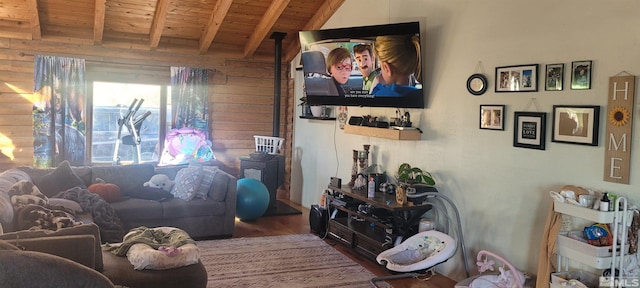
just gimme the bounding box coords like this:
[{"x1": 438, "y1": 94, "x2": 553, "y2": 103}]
[{"x1": 291, "y1": 0, "x2": 640, "y2": 281}]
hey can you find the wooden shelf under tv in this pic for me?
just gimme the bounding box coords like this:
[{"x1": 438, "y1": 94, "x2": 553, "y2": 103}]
[{"x1": 343, "y1": 124, "x2": 421, "y2": 140}]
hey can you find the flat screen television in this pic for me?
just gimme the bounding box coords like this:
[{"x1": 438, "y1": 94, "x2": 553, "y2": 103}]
[{"x1": 299, "y1": 22, "x2": 424, "y2": 108}]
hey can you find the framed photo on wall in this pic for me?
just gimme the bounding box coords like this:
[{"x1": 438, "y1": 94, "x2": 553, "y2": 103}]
[
  {"x1": 495, "y1": 64, "x2": 538, "y2": 92},
  {"x1": 480, "y1": 105, "x2": 505, "y2": 130},
  {"x1": 552, "y1": 105, "x2": 600, "y2": 146},
  {"x1": 571, "y1": 60, "x2": 592, "y2": 90},
  {"x1": 545, "y1": 63, "x2": 564, "y2": 91},
  {"x1": 513, "y1": 111, "x2": 546, "y2": 150}
]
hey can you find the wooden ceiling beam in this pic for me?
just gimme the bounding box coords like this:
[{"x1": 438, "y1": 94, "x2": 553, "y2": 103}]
[
  {"x1": 149, "y1": 0, "x2": 171, "y2": 50},
  {"x1": 93, "y1": 0, "x2": 106, "y2": 45},
  {"x1": 243, "y1": 0, "x2": 290, "y2": 59},
  {"x1": 198, "y1": 0, "x2": 233, "y2": 54},
  {"x1": 26, "y1": 0, "x2": 41, "y2": 40},
  {"x1": 283, "y1": 0, "x2": 345, "y2": 62}
]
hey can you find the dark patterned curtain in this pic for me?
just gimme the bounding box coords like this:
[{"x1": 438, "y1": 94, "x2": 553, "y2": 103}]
[
  {"x1": 170, "y1": 67, "x2": 209, "y2": 137},
  {"x1": 33, "y1": 56, "x2": 86, "y2": 168}
]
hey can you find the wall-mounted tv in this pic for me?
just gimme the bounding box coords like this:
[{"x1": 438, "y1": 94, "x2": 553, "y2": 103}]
[{"x1": 299, "y1": 21, "x2": 424, "y2": 108}]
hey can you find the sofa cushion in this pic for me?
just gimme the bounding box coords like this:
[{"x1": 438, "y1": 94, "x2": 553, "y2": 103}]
[
  {"x1": 193, "y1": 165, "x2": 218, "y2": 200},
  {"x1": 110, "y1": 198, "x2": 163, "y2": 221},
  {"x1": 0, "y1": 239, "x2": 18, "y2": 250},
  {"x1": 92, "y1": 164, "x2": 155, "y2": 197},
  {"x1": 35, "y1": 160, "x2": 87, "y2": 197},
  {"x1": 0, "y1": 250, "x2": 114, "y2": 288},
  {"x1": 170, "y1": 166, "x2": 202, "y2": 201},
  {"x1": 161, "y1": 198, "x2": 225, "y2": 218},
  {"x1": 129, "y1": 187, "x2": 174, "y2": 201},
  {"x1": 0, "y1": 223, "x2": 103, "y2": 271}
]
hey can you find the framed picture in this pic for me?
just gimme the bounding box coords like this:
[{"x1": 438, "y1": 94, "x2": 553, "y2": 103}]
[
  {"x1": 545, "y1": 63, "x2": 564, "y2": 91},
  {"x1": 495, "y1": 64, "x2": 538, "y2": 92},
  {"x1": 571, "y1": 60, "x2": 592, "y2": 90},
  {"x1": 552, "y1": 105, "x2": 600, "y2": 146},
  {"x1": 480, "y1": 105, "x2": 505, "y2": 130},
  {"x1": 513, "y1": 111, "x2": 546, "y2": 150}
]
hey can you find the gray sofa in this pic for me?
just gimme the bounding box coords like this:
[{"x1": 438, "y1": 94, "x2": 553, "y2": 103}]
[{"x1": 2, "y1": 161, "x2": 237, "y2": 240}]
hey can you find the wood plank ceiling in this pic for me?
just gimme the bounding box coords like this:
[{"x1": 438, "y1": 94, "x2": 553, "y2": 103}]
[{"x1": 2, "y1": 0, "x2": 345, "y2": 62}]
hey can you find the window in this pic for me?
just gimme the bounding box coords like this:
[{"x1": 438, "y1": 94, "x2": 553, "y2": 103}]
[{"x1": 91, "y1": 82, "x2": 171, "y2": 164}]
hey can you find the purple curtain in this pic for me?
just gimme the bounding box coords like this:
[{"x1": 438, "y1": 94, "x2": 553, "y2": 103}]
[
  {"x1": 33, "y1": 55, "x2": 86, "y2": 168},
  {"x1": 170, "y1": 67, "x2": 209, "y2": 138}
]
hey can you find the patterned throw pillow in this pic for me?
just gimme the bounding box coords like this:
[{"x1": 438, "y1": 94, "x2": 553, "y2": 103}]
[
  {"x1": 190, "y1": 165, "x2": 218, "y2": 200},
  {"x1": 170, "y1": 167, "x2": 203, "y2": 201}
]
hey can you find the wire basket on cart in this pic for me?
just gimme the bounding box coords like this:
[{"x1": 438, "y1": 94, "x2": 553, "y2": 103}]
[{"x1": 254, "y1": 135, "x2": 284, "y2": 154}]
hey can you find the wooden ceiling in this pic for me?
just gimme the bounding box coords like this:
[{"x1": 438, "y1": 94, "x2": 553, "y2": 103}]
[{"x1": 3, "y1": 0, "x2": 345, "y2": 61}]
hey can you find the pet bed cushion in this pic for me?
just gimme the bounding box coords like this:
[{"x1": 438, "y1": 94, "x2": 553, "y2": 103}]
[
  {"x1": 127, "y1": 242, "x2": 200, "y2": 270},
  {"x1": 377, "y1": 230, "x2": 456, "y2": 273}
]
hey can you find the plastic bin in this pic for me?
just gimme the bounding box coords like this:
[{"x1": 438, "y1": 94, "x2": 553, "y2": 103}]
[{"x1": 254, "y1": 135, "x2": 284, "y2": 154}]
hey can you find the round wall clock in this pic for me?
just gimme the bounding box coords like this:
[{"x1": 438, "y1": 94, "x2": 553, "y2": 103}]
[{"x1": 467, "y1": 73, "x2": 488, "y2": 96}]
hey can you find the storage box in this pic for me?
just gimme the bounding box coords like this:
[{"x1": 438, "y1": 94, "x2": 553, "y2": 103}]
[
  {"x1": 253, "y1": 135, "x2": 284, "y2": 154},
  {"x1": 557, "y1": 231, "x2": 618, "y2": 257},
  {"x1": 551, "y1": 271, "x2": 598, "y2": 287}
]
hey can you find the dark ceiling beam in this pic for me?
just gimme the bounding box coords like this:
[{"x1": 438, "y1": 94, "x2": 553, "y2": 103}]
[{"x1": 198, "y1": 0, "x2": 234, "y2": 54}]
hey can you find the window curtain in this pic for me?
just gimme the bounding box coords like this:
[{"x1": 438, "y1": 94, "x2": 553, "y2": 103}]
[
  {"x1": 33, "y1": 55, "x2": 86, "y2": 168},
  {"x1": 170, "y1": 67, "x2": 209, "y2": 137}
]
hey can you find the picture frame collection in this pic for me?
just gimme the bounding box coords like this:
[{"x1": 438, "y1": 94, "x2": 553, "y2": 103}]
[{"x1": 481, "y1": 60, "x2": 599, "y2": 150}]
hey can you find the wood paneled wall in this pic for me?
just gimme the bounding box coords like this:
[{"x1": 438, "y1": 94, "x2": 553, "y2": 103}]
[{"x1": 0, "y1": 38, "x2": 294, "y2": 199}]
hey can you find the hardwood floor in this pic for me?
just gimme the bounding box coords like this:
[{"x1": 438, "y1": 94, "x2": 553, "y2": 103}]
[{"x1": 233, "y1": 199, "x2": 457, "y2": 288}]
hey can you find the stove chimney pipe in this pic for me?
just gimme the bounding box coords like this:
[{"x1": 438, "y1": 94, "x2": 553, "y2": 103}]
[{"x1": 270, "y1": 32, "x2": 286, "y2": 137}]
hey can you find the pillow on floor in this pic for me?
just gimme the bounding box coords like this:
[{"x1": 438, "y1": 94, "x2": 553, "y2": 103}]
[{"x1": 170, "y1": 167, "x2": 202, "y2": 201}]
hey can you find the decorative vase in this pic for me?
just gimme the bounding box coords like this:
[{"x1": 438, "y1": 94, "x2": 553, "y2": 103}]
[{"x1": 310, "y1": 106, "x2": 323, "y2": 117}]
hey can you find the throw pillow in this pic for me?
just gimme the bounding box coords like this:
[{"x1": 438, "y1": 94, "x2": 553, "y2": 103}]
[
  {"x1": 35, "y1": 160, "x2": 87, "y2": 197},
  {"x1": 170, "y1": 166, "x2": 202, "y2": 201},
  {"x1": 87, "y1": 183, "x2": 122, "y2": 203},
  {"x1": 189, "y1": 164, "x2": 219, "y2": 200},
  {"x1": 129, "y1": 186, "x2": 174, "y2": 201},
  {"x1": 48, "y1": 198, "x2": 83, "y2": 213}
]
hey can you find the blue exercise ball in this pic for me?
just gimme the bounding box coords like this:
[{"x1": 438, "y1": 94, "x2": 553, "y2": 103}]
[{"x1": 236, "y1": 178, "x2": 270, "y2": 221}]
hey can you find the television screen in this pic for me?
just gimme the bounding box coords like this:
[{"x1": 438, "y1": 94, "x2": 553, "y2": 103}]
[{"x1": 299, "y1": 22, "x2": 424, "y2": 108}]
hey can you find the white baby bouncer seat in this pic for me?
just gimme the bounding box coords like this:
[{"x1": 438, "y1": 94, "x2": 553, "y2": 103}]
[
  {"x1": 376, "y1": 229, "x2": 456, "y2": 272},
  {"x1": 371, "y1": 192, "x2": 471, "y2": 287}
]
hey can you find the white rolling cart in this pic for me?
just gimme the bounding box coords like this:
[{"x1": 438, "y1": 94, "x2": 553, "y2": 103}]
[{"x1": 553, "y1": 197, "x2": 632, "y2": 288}]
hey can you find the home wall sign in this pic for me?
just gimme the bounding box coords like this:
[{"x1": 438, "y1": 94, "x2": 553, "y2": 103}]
[{"x1": 603, "y1": 74, "x2": 635, "y2": 184}]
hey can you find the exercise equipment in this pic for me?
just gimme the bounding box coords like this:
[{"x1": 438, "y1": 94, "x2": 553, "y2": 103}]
[
  {"x1": 236, "y1": 178, "x2": 270, "y2": 221},
  {"x1": 112, "y1": 98, "x2": 151, "y2": 165}
]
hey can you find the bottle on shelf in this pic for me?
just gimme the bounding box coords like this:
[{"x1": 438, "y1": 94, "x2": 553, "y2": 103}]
[
  {"x1": 368, "y1": 176, "x2": 375, "y2": 198},
  {"x1": 600, "y1": 192, "x2": 610, "y2": 212}
]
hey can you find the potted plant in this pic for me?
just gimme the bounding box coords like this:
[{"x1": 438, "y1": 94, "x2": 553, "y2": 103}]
[
  {"x1": 299, "y1": 97, "x2": 312, "y2": 116},
  {"x1": 396, "y1": 163, "x2": 435, "y2": 186}
]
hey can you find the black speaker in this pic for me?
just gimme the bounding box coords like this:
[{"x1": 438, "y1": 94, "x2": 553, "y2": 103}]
[{"x1": 309, "y1": 205, "x2": 328, "y2": 237}]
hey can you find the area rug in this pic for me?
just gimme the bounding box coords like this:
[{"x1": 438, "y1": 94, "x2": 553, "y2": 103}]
[
  {"x1": 197, "y1": 234, "x2": 390, "y2": 288},
  {"x1": 262, "y1": 200, "x2": 302, "y2": 217}
]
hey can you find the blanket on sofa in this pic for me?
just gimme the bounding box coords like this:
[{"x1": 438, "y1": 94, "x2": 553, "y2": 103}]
[
  {"x1": 15, "y1": 204, "x2": 82, "y2": 231},
  {"x1": 55, "y1": 187, "x2": 125, "y2": 243}
]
